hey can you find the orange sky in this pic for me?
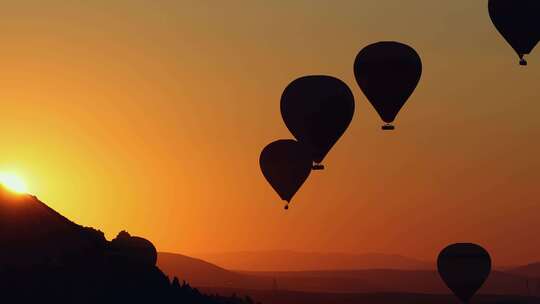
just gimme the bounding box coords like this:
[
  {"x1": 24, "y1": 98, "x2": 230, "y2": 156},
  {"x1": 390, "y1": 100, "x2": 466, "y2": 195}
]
[{"x1": 1, "y1": 1, "x2": 539, "y2": 266}]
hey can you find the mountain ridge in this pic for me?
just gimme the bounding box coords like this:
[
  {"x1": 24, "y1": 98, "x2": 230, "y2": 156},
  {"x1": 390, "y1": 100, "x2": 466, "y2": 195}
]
[
  {"x1": 192, "y1": 250, "x2": 433, "y2": 272},
  {"x1": 0, "y1": 187, "x2": 253, "y2": 304},
  {"x1": 158, "y1": 251, "x2": 540, "y2": 296},
  {"x1": 509, "y1": 262, "x2": 540, "y2": 278}
]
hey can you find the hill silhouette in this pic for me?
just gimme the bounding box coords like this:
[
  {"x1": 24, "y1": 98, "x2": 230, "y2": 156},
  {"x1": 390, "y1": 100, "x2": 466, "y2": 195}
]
[
  {"x1": 195, "y1": 250, "x2": 432, "y2": 271},
  {"x1": 510, "y1": 263, "x2": 540, "y2": 278},
  {"x1": 157, "y1": 252, "x2": 540, "y2": 297},
  {"x1": 0, "y1": 186, "x2": 256, "y2": 304},
  {"x1": 158, "y1": 252, "x2": 250, "y2": 287}
]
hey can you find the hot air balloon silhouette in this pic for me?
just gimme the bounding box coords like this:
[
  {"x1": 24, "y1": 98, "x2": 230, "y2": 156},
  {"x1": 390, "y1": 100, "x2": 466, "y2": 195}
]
[
  {"x1": 259, "y1": 140, "x2": 313, "y2": 209},
  {"x1": 437, "y1": 243, "x2": 492, "y2": 304},
  {"x1": 488, "y1": 0, "x2": 540, "y2": 66},
  {"x1": 280, "y1": 76, "x2": 355, "y2": 170},
  {"x1": 354, "y1": 41, "x2": 422, "y2": 130}
]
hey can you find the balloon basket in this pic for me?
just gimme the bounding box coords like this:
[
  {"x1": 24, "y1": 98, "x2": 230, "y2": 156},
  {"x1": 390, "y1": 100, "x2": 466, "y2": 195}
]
[
  {"x1": 312, "y1": 164, "x2": 325, "y2": 170},
  {"x1": 520, "y1": 58, "x2": 528, "y2": 66},
  {"x1": 382, "y1": 124, "x2": 395, "y2": 131},
  {"x1": 284, "y1": 204, "x2": 289, "y2": 210}
]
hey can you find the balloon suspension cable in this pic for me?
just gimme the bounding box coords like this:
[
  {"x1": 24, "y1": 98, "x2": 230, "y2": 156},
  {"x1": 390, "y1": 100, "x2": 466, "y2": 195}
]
[
  {"x1": 312, "y1": 163, "x2": 325, "y2": 170},
  {"x1": 382, "y1": 124, "x2": 395, "y2": 131}
]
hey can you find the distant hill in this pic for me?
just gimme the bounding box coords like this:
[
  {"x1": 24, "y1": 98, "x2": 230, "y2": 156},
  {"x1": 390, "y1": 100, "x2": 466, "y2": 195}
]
[
  {"x1": 195, "y1": 250, "x2": 433, "y2": 271},
  {"x1": 158, "y1": 252, "x2": 248, "y2": 287},
  {"x1": 509, "y1": 262, "x2": 540, "y2": 278},
  {"x1": 157, "y1": 251, "x2": 538, "y2": 296},
  {"x1": 0, "y1": 186, "x2": 253, "y2": 304}
]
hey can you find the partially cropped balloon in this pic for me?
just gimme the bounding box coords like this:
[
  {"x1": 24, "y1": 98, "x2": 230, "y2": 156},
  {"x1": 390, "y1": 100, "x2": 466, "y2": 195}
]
[
  {"x1": 437, "y1": 243, "x2": 492, "y2": 304},
  {"x1": 259, "y1": 140, "x2": 312, "y2": 208},
  {"x1": 281, "y1": 76, "x2": 355, "y2": 169},
  {"x1": 488, "y1": 0, "x2": 540, "y2": 65},
  {"x1": 354, "y1": 41, "x2": 422, "y2": 130}
]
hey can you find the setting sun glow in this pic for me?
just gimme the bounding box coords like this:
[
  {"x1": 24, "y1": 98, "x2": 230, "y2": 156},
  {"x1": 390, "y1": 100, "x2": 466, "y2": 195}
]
[{"x1": 0, "y1": 172, "x2": 28, "y2": 194}]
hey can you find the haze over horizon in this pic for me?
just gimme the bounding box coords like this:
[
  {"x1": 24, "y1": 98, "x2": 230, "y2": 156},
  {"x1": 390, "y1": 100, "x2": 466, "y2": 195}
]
[{"x1": 2, "y1": 0, "x2": 540, "y2": 269}]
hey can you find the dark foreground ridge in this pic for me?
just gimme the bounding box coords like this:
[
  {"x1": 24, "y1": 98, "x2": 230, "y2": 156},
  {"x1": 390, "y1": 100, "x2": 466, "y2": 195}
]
[{"x1": 0, "y1": 186, "x2": 257, "y2": 304}]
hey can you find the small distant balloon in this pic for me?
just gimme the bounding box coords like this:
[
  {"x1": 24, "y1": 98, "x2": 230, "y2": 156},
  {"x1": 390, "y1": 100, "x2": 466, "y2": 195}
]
[
  {"x1": 259, "y1": 140, "x2": 313, "y2": 209},
  {"x1": 354, "y1": 41, "x2": 422, "y2": 130},
  {"x1": 280, "y1": 76, "x2": 355, "y2": 169},
  {"x1": 488, "y1": 0, "x2": 540, "y2": 66},
  {"x1": 437, "y1": 243, "x2": 492, "y2": 304}
]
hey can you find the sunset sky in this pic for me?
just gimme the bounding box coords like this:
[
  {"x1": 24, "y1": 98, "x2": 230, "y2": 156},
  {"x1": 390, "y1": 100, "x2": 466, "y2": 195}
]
[{"x1": 1, "y1": 1, "x2": 539, "y2": 266}]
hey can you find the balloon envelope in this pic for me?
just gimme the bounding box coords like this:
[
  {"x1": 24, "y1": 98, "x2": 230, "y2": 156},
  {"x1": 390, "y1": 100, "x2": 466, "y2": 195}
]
[
  {"x1": 259, "y1": 140, "x2": 312, "y2": 203},
  {"x1": 437, "y1": 243, "x2": 492, "y2": 303},
  {"x1": 354, "y1": 41, "x2": 422, "y2": 127},
  {"x1": 488, "y1": 0, "x2": 540, "y2": 65},
  {"x1": 281, "y1": 76, "x2": 355, "y2": 164}
]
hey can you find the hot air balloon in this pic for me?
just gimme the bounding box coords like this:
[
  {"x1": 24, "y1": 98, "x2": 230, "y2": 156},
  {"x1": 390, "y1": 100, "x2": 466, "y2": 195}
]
[
  {"x1": 259, "y1": 139, "x2": 312, "y2": 209},
  {"x1": 281, "y1": 76, "x2": 355, "y2": 170},
  {"x1": 438, "y1": 243, "x2": 492, "y2": 304},
  {"x1": 354, "y1": 41, "x2": 422, "y2": 130},
  {"x1": 489, "y1": 0, "x2": 540, "y2": 66}
]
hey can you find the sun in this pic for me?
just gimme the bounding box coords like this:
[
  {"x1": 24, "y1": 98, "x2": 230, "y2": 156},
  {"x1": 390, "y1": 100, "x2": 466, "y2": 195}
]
[{"x1": 0, "y1": 172, "x2": 28, "y2": 194}]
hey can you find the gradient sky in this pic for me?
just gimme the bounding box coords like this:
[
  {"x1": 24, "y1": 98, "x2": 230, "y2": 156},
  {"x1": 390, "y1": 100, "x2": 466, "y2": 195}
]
[{"x1": 1, "y1": 0, "x2": 539, "y2": 266}]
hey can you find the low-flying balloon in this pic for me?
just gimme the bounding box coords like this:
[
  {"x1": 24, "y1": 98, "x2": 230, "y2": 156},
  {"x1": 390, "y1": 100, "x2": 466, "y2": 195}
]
[
  {"x1": 437, "y1": 243, "x2": 492, "y2": 304},
  {"x1": 281, "y1": 76, "x2": 355, "y2": 170},
  {"x1": 354, "y1": 41, "x2": 422, "y2": 130},
  {"x1": 488, "y1": 0, "x2": 540, "y2": 66},
  {"x1": 259, "y1": 140, "x2": 313, "y2": 209}
]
